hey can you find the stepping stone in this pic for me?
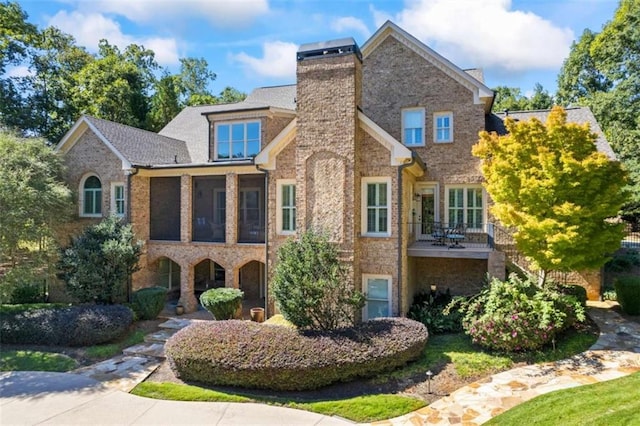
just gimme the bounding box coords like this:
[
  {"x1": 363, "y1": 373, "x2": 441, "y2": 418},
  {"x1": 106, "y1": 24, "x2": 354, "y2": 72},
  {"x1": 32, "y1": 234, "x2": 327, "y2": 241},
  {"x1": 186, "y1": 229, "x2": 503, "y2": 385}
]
[
  {"x1": 158, "y1": 318, "x2": 199, "y2": 330},
  {"x1": 145, "y1": 329, "x2": 177, "y2": 343},
  {"x1": 123, "y1": 342, "x2": 166, "y2": 359}
]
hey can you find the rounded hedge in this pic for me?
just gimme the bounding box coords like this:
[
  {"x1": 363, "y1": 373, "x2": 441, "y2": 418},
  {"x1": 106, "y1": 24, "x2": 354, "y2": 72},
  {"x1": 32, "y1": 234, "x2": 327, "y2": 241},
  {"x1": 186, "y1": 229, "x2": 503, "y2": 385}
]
[
  {"x1": 199, "y1": 287, "x2": 243, "y2": 320},
  {"x1": 132, "y1": 286, "x2": 168, "y2": 320},
  {"x1": 0, "y1": 304, "x2": 133, "y2": 346},
  {"x1": 615, "y1": 276, "x2": 640, "y2": 315},
  {"x1": 165, "y1": 317, "x2": 428, "y2": 391}
]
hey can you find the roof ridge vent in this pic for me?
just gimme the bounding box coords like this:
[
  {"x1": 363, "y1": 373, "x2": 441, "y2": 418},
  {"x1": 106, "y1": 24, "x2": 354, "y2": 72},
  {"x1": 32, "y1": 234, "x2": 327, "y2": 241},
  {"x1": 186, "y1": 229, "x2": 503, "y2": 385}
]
[{"x1": 297, "y1": 37, "x2": 362, "y2": 61}]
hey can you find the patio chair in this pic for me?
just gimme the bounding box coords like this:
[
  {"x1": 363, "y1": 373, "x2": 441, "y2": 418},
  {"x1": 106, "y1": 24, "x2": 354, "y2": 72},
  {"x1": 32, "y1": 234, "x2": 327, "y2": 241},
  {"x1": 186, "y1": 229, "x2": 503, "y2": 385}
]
[{"x1": 446, "y1": 223, "x2": 466, "y2": 248}]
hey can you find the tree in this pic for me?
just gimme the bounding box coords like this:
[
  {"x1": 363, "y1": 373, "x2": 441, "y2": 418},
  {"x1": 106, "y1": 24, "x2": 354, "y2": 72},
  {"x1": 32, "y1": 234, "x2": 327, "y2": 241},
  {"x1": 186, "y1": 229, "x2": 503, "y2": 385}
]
[
  {"x1": 474, "y1": 106, "x2": 627, "y2": 284},
  {"x1": 556, "y1": 0, "x2": 640, "y2": 225},
  {"x1": 148, "y1": 71, "x2": 181, "y2": 131},
  {"x1": 0, "y1": 1, "x2": 37, "y2": 74},
  {"x1": 58, "y1": 216, "x2": 142, "y2": 304},
  {"x1": 178, "y1": 57, "x2": 217, "y2": 106},
  {"x1": 527, "y1": 83, "x2": 554, "y2": 110},
  {"x1": 0, "y1": 131, "x2": 72, "y2": 266},
  {"x1": 492, "y1": 84, "x2": 553, "y2": 113},
  {"x1": 271, "y1": 231, "x2": 365, "y2": 330},
  {"x1": 217, "y1": 86, "x2": 246, "y2": 104}
]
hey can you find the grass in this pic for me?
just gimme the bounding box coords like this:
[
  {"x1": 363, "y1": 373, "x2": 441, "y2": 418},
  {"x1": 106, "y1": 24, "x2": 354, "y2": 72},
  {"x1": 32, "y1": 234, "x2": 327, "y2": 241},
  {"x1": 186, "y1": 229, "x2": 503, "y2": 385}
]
[
  {"x1": 0, "y1": 350, "x2": 77, "y2": 372},
  {"x1": 0, "y1": 303, "x2": 70, "y2": 314},
  {"x1": 85, "y1": 330, "x2": 145, "y2": 359},
  {"x1": 132, "y1": 382, "x2": 425, "y2": 423},
  {"x1": 486, "y1": 371, "x2": 640, "y2": 425}
]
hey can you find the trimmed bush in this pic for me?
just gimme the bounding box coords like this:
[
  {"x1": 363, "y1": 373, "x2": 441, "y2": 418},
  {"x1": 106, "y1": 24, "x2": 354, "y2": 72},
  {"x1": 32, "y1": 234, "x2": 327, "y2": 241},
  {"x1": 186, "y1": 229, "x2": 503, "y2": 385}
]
[
  {"x1": 132, "y1": 286, "x2": 167, "y2": 320},
  {"x1": 199, "y1": 288, "x2": 243, "y2": 320},
  {"x1": 407, "y1": 288, "x2": 463, "y2": 334},
  {"x1": 454, "y1": 275, "x2": 585, "y2": 352},
  {"x1": 614, "y1": 276, "x2": 640, "y2": 315},
  {"x1": 166, "y1": 317, "x2": 428, "y2": 391},
  {"x1": 0, "y1": 304, "x2": 133, "y2": 346}
]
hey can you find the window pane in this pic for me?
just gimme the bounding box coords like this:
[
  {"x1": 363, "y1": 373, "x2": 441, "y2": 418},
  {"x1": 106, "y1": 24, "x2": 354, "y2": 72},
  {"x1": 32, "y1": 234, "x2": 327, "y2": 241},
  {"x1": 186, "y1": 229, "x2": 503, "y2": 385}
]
[
  {"x1": 404, "y1": 110, "x2": 422, "y2": 128},
  {"x1": 217, "y1": 125, "x2": 230, "y2": 142},
  {"x1": 84, "y1": 191, "x2": 93, "y2": 214},
  {"x1": 367, "y1": 209, "x2": 376, "y2": 233},
  {"x1": 94, "y1": 190, "x2": 102, "y2": 214},
  {"x1": 378, "y1": 208, "x2": 388, "y2": 232},
  {"x1": 231, "y1": 123, "x2": 244, "y2": 142},
  {"x1": 367, "y1": 184, "x2": 376, "y2": 206},
  {"x1": 246, "y1": 122, "x2": 260, "y2": 140},
  {"x1": 218, "y1": 141, "x2": 230, "y2": 159},
  {"x1": 247, "y1": 140, "x2": 260, "y2": 157},
  {"x1": 378, "y1": 183, "x2": 387, "y2": 205},
  {"x1": 282, "y1": 209, "x2": 291, "y2": 231},
  {"x1": 413, "y1": 129, "x2": 423, "y2": 144},
  {"x1": 232, "y1": 141, "x2": 244, "y2": 158},
  {"x1": 282, "y1": 185, "x2": 290, "y2": 206},
  {"x1": 85, "y1": 176, "x2": 101, "y2": 189},
  {"x1": 368, "y1": 301, "x2": 389, "y2": 318},
  {"x1": 368, "y1": 278, "x2": 388, "y2": 299}
]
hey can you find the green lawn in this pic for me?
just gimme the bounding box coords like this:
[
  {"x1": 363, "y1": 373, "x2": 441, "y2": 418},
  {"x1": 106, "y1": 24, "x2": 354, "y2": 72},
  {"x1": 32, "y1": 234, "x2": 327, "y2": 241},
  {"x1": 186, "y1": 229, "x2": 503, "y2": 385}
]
[
  {"x1": 0, "y1": 350, "x2": 77, "y2": 372},
  {"x1": 486, "y1": 371, "x2": 640, "y2": 425}
]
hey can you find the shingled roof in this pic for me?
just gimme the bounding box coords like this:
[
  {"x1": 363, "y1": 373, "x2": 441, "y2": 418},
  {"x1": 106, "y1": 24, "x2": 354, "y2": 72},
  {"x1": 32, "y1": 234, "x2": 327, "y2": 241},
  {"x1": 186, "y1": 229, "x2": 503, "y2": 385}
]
[
  {"x1": 66, "y1": 115, "x2": 190, "y2": 166},
  {"x1": 487, "y1": 107, "x2": 616, "y2": 159}
]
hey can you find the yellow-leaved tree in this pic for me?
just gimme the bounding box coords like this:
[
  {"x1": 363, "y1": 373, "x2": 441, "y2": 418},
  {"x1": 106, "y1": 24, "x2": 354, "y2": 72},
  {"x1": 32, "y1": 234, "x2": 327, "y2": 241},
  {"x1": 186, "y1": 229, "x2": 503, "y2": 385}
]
[{"x1": 473, "y1": 106, "x2": 627, "y2": 285}]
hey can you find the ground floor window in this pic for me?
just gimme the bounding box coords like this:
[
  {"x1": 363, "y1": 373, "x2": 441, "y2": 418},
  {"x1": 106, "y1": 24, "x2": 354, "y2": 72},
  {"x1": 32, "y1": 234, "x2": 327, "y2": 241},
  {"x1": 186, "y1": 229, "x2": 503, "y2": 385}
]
[
  {"x1": 158, "y1": 258, "x2": 180, "y2": 290},
  {"x1": 363, "y1": 274, "x2": 391, "y2": 320}
]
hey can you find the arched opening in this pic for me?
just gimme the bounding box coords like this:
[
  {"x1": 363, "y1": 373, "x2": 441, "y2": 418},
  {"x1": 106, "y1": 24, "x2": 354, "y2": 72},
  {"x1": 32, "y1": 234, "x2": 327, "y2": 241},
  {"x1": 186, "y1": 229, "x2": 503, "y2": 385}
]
[
  {"x1": 81, "y1": 174, "x2": 102, "y2": 217},
  {"x1": 194, "y1": 259, "x2": 226, "y2": 295},
  {"x1": 157, "y1": 257, "x2": 181, "y2": 300},
  {"x1": 239, "y1": 260, "x2": 265, "y2": 306}
]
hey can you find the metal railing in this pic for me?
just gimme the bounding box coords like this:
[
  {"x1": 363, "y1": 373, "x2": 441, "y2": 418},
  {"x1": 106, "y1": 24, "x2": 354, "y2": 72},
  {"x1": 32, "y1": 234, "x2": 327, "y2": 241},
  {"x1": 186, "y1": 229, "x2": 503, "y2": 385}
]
[
  {"x1": 622, "y1": 222, "x2": 640, "y2": 249},
  {"x1": 410, "y1": 222, "x2": 494, "y2": 248}
]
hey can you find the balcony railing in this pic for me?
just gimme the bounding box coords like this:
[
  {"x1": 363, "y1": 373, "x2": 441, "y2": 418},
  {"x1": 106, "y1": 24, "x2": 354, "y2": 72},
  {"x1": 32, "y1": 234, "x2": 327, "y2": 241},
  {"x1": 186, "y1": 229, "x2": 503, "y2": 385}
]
[{"x1": 411, "y1": 222, "x2": 494, "y2": 248}]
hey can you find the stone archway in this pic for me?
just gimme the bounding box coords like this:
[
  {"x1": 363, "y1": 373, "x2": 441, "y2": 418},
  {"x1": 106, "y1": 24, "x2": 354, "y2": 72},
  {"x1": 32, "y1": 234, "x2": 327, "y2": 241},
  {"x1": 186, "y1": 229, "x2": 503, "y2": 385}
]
[
  {"x1": 238, "y1": 260, "x2": 265, "y2": 302},
  {"x1": 193, "y1": 259, "x2": 226, "y2": 294}
]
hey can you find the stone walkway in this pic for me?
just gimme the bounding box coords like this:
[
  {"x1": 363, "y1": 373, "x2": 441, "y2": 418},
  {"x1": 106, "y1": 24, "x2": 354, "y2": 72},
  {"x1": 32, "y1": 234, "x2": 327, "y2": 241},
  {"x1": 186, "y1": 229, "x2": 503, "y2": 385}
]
[{"x1": 370, "y1": 302, "x2": 640, "y2": 426}]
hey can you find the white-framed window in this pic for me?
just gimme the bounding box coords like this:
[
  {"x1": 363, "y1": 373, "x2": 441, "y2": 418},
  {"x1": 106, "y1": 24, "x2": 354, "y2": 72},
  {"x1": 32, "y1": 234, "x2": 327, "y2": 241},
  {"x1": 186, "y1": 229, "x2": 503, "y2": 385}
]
[
  {"x1": 434, "y1": 112, "x2": 453, "y2": 143},
  {"x1": 361, "y1": 177, "x2": 391, "y2": 237},
  {"x1": 363, "y1": 274, "x2": 392, "y2": 320},
  {"x1": 80, "y1": 174, "x2": 102, "y2": 217},
  {"x1": 215, "y1": 120, "x2": 261, "y2": 160},
  {"x1": 111, "y1": 182, "x2": 125, "y2": 217},
  {"x1": 276, "y1": 179, "x2": 296, "y2": 235},
  {"x1": 402, "y1": 108, "x2": 425, "y2": 146},
  {"x1": 446, "y1": 185, "x2": 485, "y2": 229}
]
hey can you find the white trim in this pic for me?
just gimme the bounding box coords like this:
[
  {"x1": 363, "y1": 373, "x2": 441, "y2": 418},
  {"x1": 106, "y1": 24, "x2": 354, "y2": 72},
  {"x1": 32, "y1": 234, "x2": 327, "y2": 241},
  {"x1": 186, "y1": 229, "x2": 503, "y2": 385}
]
[
  {"x1": 402, "y1": 107, "x2": 426, "y2": 146},
  {"x1": 358, "y1": 111, "x2": 413, "y2": 166},
  {"x1": 276, "y1": 179, "x2": 296, "y2": 235},
  {"x1": 79, "y1": 173, "x2": 103, "y2": 218},
  {"x1": 444, "y1": 184, "x2": 486, "y2": 230},
  {"x1": 110, "y1": 182, "x2": 125, "y2": 217},
  {"x1": 361, "y1": 177, "x2": 392, "y2": 237},
  {"x1": 362, "y1": 274, "x2": 392, "y2": 320},
  {"x1": 214, "y1": 119, "x2": 261, "y2": 161},
  {"x1": 254, "y1": 118, "x2": 297, "y2": 170},
  {"x1": 433, "y1": 112, "x2": 453, "y2": 143}
]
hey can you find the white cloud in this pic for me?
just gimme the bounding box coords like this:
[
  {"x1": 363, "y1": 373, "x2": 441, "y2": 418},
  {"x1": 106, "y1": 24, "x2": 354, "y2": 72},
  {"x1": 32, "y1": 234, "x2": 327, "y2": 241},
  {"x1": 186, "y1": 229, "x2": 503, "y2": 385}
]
[
  {"x1": 48, "y1": 11, "x2": 180, "y2": 65},
  {"x1": 382, "y1": 0, "x2": 574, "y2": 71},
  {"x1": 231, "y1": 41, "x2": 297, "y2": 79},
  {"x1": 5, "y1": 66, "x2": 33, "y2": 78},
  {"x1": 75, "y1": 0, "x2": 269, "y2": 29},
  {"x1": 331, "y1": 17, "x2": 371, "y2": 39}
]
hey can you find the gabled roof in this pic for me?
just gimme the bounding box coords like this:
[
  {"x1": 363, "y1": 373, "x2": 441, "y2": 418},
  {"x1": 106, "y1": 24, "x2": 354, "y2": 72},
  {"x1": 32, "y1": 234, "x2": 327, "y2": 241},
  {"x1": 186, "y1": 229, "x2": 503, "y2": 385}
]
[
  {"x1": 487, "y1": 107, "x2": 616, "y2": 159},
  {"x1": 57, "y1": 115, "x2": 191, "y2": 168},
  {"x1": 362, "y1": 21, "x2": 493, "y2": 112}
]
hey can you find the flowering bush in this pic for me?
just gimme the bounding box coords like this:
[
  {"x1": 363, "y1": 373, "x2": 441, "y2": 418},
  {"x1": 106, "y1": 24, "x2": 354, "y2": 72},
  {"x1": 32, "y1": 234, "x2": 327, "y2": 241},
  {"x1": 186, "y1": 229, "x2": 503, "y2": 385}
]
[
  {"x1": 165, "y1": 317, "x2": 427, "y2": 390},
  {"x1": 452, "y1": 275, "x2": 585, "y2": 352}
]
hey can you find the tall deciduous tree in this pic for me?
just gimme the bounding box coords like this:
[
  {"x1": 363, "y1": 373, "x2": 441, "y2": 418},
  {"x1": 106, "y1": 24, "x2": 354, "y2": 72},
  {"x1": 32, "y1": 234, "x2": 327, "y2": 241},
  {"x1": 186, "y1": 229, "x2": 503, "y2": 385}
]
[
  {"x1": 474, "y1": 107, "x2": 627, "y2": 284},
  {"x1": 492, "y1": 84, "x2": 553, "y2": 113}
]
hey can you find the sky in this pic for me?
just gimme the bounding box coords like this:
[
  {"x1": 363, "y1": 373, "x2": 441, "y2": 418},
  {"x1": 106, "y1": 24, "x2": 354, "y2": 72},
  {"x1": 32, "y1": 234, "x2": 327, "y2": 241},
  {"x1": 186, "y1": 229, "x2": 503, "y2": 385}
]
[{"x1": 16, "y1": 0, "x2": 620, "y2": 98}]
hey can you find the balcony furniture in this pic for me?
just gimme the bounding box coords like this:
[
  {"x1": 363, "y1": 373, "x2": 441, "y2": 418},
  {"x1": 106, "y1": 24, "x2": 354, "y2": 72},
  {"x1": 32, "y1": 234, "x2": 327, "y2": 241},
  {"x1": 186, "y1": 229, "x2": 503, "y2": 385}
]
[{"x1": 447, "y1": 224, "x2": 466, "y2": 249}]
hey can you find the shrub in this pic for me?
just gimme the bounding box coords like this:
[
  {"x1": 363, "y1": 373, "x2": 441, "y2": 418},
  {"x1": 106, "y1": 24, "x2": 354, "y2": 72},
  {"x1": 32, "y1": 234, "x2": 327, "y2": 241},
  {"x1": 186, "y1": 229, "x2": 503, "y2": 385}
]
[
  {"x1": 614, "y1": 276, "x2": 640, "y2": 315},
  {"x1": 58, "y1": 216, "x2": 142, "y2": 304},
  {"x1": 407, "y1": 288, "x2": 463, "y2": 334},
  {"x1": 199, "y1": 288, "x2": 243, "y2": 320},
  {"x1": 453, "y1": 275, "x2": 585, "y2": 352},
  {"x1": 132, "y1": 286, "x2": 167, "y2": 320},
  {"x1": 166, "y1": 317, "x2": 427, "y2": 391},
  {"x1": 605, "y1": 250, "x2": 640, "y2": 272},
  {"x1": 0, "y1": 265, "x2": 46, "y2": 304},
  {"x1": 0, "y1": 304, "x2": 133, "y2": 346},
  {"x1": 548, "y1": 283, "x2": 588, "y2": 307},
  {"x1": 271, "y1": 230, "x2": 365, "y2": 330}
]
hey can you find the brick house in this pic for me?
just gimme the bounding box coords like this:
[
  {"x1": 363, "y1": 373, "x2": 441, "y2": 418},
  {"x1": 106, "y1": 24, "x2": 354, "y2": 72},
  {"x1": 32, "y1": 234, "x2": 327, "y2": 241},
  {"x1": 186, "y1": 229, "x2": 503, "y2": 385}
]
[{"x1": 56, "y1": 21, "x2": 611, "y2": 315}]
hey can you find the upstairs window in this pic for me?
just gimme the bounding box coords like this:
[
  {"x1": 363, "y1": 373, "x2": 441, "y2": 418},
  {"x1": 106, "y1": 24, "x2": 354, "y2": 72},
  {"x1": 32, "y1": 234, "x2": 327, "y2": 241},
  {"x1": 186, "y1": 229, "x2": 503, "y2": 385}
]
[
  {"x1": 111, "y1": 183, "x2": 125, "y2": 217},
  {"x1": 215, "y1": 121, "x2": 261, "y2": 160},
  {"x1": 82, "y1": 175, "x2": 102, "y2": 217},
  {"x1": 434, "y1": 112, "x2": 453, "y2": 143},
  {"x1": 447, "y1": 186, "x2": 484, "y2": 229},
  {"x1": 362, "y1": 177, "x2": 391, "y2": 237},
  {"x1": 402, "y1": 108, "x2": 424, "y2": 146},
  {"x1": 277, "y1": 180, "x2": 296, "y2": 235}
]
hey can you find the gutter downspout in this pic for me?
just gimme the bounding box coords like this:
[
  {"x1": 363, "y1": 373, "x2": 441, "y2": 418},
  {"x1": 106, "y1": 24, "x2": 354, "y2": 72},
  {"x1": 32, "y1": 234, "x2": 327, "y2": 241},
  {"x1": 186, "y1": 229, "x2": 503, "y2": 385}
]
[
  {"x1": 256, "y1": 164, "x2": 269, "y2": 318},
  {"x1": 125, "y1": 167, "x2": 139, "y2": 303},
  {"x1": 397, "y1": 154, "x2": 416, "y2": 317}
]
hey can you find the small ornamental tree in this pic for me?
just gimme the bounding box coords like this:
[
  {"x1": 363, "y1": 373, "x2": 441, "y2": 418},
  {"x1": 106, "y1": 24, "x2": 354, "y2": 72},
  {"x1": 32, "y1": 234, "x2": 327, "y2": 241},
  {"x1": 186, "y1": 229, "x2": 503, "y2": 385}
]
[
  {"x1": 474, "y1": 106, "x2": 627, "y2": 285},
  {"x1": 271, "y1": 230, "x2": 365, "y2": 330},
  {"x1": 58, "y1": 216, "x2": 142, "y2": 304}
]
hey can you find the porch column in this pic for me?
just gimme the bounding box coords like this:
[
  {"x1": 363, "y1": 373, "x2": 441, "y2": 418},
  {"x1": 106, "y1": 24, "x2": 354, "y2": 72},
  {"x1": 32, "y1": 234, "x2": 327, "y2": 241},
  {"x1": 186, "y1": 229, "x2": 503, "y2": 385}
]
[
  {"x1": 180, "y1": 174, "x2": 192, "y2": 242},
  {"x1": 226, "y1": 172, "x2": 238, "y2": 244},
  {"x1": 179, "y1": 261, "x2": 197, "y2": 313},
  {"x1": 488, "y1": 251, "x2": 506, "y2": 281}
]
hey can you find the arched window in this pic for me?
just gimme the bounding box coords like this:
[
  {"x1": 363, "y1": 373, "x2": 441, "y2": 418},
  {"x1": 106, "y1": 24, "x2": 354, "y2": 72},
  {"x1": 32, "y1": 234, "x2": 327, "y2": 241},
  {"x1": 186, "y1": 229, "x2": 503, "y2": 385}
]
[{"x1": 82, "y1": 175, "x2": 102, "y2": 216}]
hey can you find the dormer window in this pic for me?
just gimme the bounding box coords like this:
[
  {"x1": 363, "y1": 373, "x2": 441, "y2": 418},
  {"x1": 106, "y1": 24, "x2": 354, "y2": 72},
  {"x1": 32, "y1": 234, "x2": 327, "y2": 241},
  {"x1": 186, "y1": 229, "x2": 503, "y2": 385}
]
[
  {"x1": 402, "y1": 108, "x2": 424, "y2": 146},
  {"x1": 215, "y1": 121, "x2": 261, "y2": 160}
]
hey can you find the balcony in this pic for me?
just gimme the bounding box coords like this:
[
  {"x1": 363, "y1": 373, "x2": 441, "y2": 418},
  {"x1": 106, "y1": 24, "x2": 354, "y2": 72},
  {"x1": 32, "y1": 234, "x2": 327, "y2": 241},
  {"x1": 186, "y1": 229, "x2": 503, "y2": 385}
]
[{"x1": 408, "y1": 222, "x2": 495, "y2": 259}]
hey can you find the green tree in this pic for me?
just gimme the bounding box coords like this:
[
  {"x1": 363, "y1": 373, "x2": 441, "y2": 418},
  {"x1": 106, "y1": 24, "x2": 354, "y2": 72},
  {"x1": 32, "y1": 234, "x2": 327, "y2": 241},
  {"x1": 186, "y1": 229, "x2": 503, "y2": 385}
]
[
  {"x1": 474, "y1": 106, "x2": 627, "y2": 284},
  {"x1": 527, "y1": 83, "x2": 554, "y2": 110},
  {"x1": 58, "y1": 216, "x2": 142, "y2": 304},
  {"x1": 0, "y1": 131, "x2": 72, "y2": 266},
  {"x1": 556, "y1": 0, "x2": 640, "y2": 225},
  {"x1": 271, "y1": 231, "x2": 365, "y2": 330},
  {"x1": 0, "y1": 1, "x2": 37, "y2": 74},
  {"x1": 178, "y1": 57, "x2": 217, "y2": 106},
  {"x1": 492, "y1": 84, "x2": 553, "y2": 113},
  {"x1": 217, "y1": 86, "x2": 246, "y2": 104},
  {"x1": 148, "y1": 71, "x2": 181, "y2": 131}
]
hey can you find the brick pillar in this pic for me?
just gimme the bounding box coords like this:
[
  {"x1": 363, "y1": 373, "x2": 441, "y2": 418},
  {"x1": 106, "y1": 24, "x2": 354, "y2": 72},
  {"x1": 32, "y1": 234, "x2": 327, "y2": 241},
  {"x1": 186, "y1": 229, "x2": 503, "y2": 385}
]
[
  {"x1": 488, "y1": 251, "x2": 506, "y2": 280},
  {"x1": 180, "y1": 174, "x2": 192, "y2": 243},
  {"x1": 226, "y1": 172, "x2": 237, "y2": 244},
  {"x1": 179, "y1": 260, "x2": 197, "y2": 313}
]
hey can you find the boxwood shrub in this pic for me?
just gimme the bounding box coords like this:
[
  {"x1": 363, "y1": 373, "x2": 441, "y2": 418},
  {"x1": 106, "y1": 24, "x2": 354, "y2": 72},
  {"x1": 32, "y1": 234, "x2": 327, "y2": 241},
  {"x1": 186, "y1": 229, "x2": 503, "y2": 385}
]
[
  {"x1": 0, "y1": 304, "x2": 133, "y2": 346},
  {"x1": 199, "y1": 288, "x2": 243, "y2": 320},
  {"x1": 165, "y1": 317, "x2": 427, "y2": 390},
  {"x1": 132, "y1": 286, "x2": 168, "y2": 320},
  {"x1": 615, "y1": 276, "x2": 640, "y2": 315}
]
